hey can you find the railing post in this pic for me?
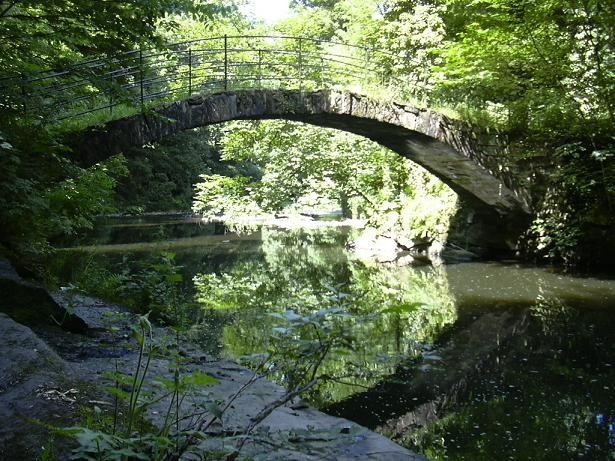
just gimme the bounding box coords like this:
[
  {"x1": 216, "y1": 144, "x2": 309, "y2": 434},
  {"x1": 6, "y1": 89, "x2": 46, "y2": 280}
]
[
  {"x1": 108, "y1": 60, "x2": 113, "y2": 116},
  {"x1": 298, "y1": 38, "x2": 303, "y2": 92},
  {"x1": 364, "y1": 47, "x2": 375, "y2": 89},
  {"x1": 319, "y1": 57, "x2": 324, "y2": 89},
  {"x1": 224, "y1": 35, "x2": 228, "y2": 91},
  {"x1": 188, "y1": 48, "x2": 193, "y2": 97},
  {"x1": 139, "y1": 48, "x2": 144, "y2": 113},
  {"x1": 258, "y1": 49, "x2": 262, "y2": 89}
]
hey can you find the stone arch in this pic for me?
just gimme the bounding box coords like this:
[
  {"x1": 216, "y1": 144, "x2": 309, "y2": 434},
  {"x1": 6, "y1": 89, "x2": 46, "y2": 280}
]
[{"x1": 70, "y1": 90, "x2": 530, "y2": 254}]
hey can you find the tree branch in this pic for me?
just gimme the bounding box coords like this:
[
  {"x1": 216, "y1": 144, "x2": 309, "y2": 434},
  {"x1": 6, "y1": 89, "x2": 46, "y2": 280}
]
[
  {"x1": 232, "y1": 378, "x2": 320, "y2": 457},
  {"x1": 0, "y1": 0, "x2": 20, "y2": 19}
]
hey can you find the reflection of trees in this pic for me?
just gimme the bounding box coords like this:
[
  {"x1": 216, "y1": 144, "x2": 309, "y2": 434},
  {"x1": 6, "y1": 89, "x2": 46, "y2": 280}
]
[
  {"x1": 348, "y1": 260, "x2": 456, "y2": 345},
  {"x1": 193, "y1": 227, "x2": 457, "y2": 405},
  {"x1": 407, "y1": 304, "x2": 615, "y2": 461}
]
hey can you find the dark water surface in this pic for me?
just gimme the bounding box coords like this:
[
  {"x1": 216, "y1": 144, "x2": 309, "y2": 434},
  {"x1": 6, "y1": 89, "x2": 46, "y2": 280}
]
[{"x1": 52, "y1": 214, "x2": 615, "y2": 460}]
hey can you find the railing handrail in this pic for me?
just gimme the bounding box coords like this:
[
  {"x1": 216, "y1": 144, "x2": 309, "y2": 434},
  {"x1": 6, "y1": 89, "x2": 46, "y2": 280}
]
[
  {"x1": 0, "y1": 34, "x2": 425, "y2": 125},
  {"x1": 2, "y1": 35, "x2": 404, "y2": 80}
]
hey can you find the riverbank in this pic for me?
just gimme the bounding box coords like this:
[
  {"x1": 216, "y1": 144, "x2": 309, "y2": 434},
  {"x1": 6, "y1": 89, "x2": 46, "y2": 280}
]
[{"x1": 0, "y1": 258, "x2": 423, "y2": 460}]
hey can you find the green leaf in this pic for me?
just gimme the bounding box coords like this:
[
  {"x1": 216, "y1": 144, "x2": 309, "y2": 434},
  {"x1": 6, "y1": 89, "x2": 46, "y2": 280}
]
[
  {"x1": 169, "y1": 273, "x2": 183, "y2": 283},
  {"x1": 154, "y1": 376, "x2": 177, "y2": 391},
  {"x1": 106, "y1": 387, "x2": 131, "y2": 400},
  {"x1": 381, "y1": 302, "x2": 424, "y2": 315},
  {"x1": 183, "y1": 370, "x2": 218, "y2": 387}
]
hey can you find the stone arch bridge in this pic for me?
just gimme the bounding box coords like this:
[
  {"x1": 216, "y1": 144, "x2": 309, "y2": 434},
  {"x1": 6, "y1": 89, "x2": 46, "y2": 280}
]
[
  {"x1": 71, "y1": 89, "x2": 530, "y2": 255},
  {"x1": 3, "y1": 35, "x2": 530, "y2": 254}
]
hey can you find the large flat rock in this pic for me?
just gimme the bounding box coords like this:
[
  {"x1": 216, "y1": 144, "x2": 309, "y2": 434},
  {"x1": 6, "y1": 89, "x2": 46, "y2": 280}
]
[
  {"x1": 0, "y1": 313, "x2": 83, "y2": 460},
  {"x1": 34, "y1": 293, "x2": 425, "y2": 460}
]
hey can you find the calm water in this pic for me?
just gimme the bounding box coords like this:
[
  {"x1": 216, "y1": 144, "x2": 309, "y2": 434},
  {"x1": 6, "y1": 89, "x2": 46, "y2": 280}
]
[{"x1": 51, "y1": 214, "x2": 615, "y2": 461}]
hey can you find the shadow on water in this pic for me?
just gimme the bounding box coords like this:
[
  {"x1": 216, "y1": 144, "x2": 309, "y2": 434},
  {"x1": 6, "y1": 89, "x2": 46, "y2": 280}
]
[
  {"x1": 327, "y1": 263, "x2": 615, "y2": 460},
  {"x1": 49, "y1": 215, "x2": 615, "y2": 460}
]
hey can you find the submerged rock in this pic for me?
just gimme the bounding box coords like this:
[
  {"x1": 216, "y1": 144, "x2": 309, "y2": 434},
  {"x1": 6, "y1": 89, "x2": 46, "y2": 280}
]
[{"x1": 350, "y1": 229, "x2": 433, "y2": 266}]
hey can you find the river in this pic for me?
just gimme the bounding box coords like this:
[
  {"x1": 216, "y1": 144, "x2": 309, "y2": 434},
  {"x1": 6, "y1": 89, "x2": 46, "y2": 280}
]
[{"x1": 50, "y1": 214, "x2": 615, "y2": 460}]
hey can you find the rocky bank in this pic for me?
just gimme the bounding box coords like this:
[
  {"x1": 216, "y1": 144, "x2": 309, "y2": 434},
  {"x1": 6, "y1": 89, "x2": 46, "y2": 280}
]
[{"x1": 0, "y1": 259, "x2": 424, "y2": 460}]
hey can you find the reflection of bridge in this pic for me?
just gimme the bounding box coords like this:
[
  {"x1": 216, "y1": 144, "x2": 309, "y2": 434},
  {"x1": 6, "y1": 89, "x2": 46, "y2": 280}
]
[{"x1": 1, "y1": 35, "x2": 530, "y2": 253}]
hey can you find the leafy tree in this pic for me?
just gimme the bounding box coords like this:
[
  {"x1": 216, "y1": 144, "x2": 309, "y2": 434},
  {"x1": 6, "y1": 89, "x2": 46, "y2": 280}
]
[
  {"x1": 0, "y1": 0, "x2": 230, "y2": 73},
  {"x1": 192, "y1": 120, "x2": 457, "y2": 243},
  {"x1": 45, "y1": 155, "x2": 128, "y2": 237},
  {"x1": 0, "y1": 127, "x2": 127, "y2": 267},
  {"x1": 281, "y1": 0, "x2": 383, "y2": 44},
  {"x1": 376, "y1": 1, "x2": 447, "y2": 93},
  {"x1": 116, "y1": 127, "x2": 251, "y2": 213},
  {"x1": 0, "y1": 0, "x2": 232, "y2": 270},
  {"x1": 425, "y1": 0, "x2": 615, "y2": 268}
]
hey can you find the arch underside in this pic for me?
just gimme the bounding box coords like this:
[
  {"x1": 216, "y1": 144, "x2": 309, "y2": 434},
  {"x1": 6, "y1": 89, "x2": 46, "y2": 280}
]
[{"x1": 278, "y1": 112, "x2": 518, "y2": 214}]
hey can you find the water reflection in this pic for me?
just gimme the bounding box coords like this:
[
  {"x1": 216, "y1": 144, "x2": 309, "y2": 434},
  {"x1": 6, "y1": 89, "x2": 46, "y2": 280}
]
[
  {"x1": 52, "y1": 215, "x2": 615, "y2": 460},
  {"x1": 396, "y1": 302, "x2": 615, "y2": 461},
  {"x1": 192, "y1": 227, "x2": 456, "y2": 405}
]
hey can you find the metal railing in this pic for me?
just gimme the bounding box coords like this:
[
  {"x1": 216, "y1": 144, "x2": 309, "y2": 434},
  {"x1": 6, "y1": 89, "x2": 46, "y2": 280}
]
[{"x1": 0, "y1": 35, "x2": 417, "y2": 125}]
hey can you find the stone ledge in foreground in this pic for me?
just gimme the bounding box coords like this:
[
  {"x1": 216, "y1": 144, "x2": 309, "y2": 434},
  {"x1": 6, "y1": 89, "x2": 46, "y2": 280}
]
[{"x1": 1, "y1": 289, "x2": 426, "y2": 460}]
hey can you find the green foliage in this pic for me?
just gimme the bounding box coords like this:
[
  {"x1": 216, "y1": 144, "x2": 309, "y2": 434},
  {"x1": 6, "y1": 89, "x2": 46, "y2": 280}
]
[
  {"x1": 523, "y1": 142, "x2": 615, "y2": 268},
  {"x1": 117, "y1": 128, "x2": 225, "y2": 213},
  {"x1": 276, "y1": 6, "x2": 336, "y2": 39},
  {"x1": 380, "y1": 0, "x2": 615, "y2": 267},
  {"x1": 372, "y1": 1, "x2": 447, "y2": 94},
  {"x1": 192, "y1": 120, "x2": 457, "y2": 243},
  {"x1": 193, "y1": 174, "x2": 259, "y2": 219},
  {"x1": 0, "y1": 131, "x2": 51, "y2": 258},
  {"x1": 46, "y1": 155, "x2": 128, "y2": 236},
  {"x1": 52, "y1": 252, "x2": 191, "y2": 323},
  {"x1": 159, "y1": 2, "x2": 254, "y2": 43},
  {"x1": 0, "y1": 0, "x2": 234, "y2": 268},
  {"x1": 433, "y1": 0, "x2": 614, "y2": 133},
  {"x1": 48, "y1": 252, "x2": 123, "y2": 300},
  {"x1": 0, "y1": 128, "x2": 128, "y2": 270},
  {"x1": 283, "y1": 0, "x2": 380, "y2": 44},
  {"x1": 107, "y1": 253, "x2": 189, "y2": 323},
  {"x1": 274, "y1": 0, "x2": 615, "y2": 267},
  {"x1": 67, "y1": 313, "x2": 220, "y2": 461},
  {"x1": 268, "y1": 302, "x2": 355, "y2": 391},
  {"x1": 0, "y1": 0, "x2": 229, "y2": 74}
]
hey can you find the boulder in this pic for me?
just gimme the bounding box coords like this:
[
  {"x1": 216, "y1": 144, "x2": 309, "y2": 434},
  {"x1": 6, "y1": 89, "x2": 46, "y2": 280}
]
[{"x1": 0, "y1": 257, "x2": 88, "y2": 332}]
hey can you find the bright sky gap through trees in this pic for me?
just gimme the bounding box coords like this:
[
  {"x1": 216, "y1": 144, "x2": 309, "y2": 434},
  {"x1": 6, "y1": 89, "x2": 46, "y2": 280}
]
[{"x1": 242, "y1": 0, "x2": 292, "y2": 24}]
